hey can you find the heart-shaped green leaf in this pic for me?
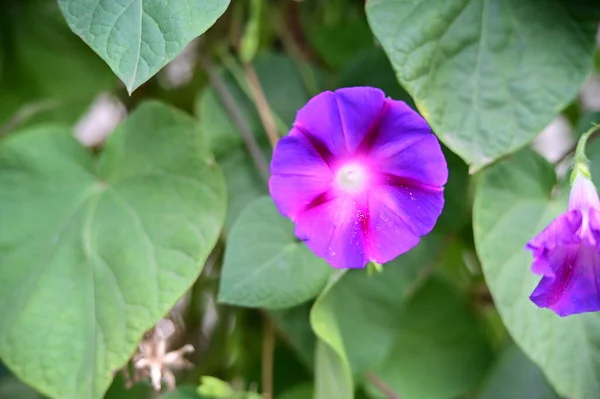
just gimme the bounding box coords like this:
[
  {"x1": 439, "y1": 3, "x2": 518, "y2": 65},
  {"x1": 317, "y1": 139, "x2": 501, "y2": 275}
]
[
  {"x1": 58, "y1": 0, "x2": 230, "y2": 93},
  {"x1": 0, "y1": 101, "x2": 226, "y2": 399},
  {"x1": 218, "y1": 197, "x2": 332, "y2": 309},
  {"x1": 473, "y1": 149, "x2": 600, "y2": 398},
  {"x1": 366, "y1": 0, "x2": 596, "y2": 170}
]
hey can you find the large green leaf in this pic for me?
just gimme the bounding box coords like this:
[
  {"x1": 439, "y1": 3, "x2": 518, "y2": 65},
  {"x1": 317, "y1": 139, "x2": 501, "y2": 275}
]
[
  {"x1": 0, "y1": 101, "x2": 226, "y2": 399},
  {"x1": 218, "y1": 196, "x2": 332, "y2": 309},
  {"x1": 364, "y1": 277, "x2": 493, "y2": 399},
  {"x1": 473, "y1": 149, "x2": 600, "y2": 399},
  {"x1": 310, "y1": 270, "x2": 353, "y2": 399},
  {"x1": 58, "y1": 0, "x2": 230, "y2": 93},
  {"x1": 366, "y1": 0, "x2": 596, "y2": 169},
  {"x1": 477, "y1": 343, "x2": 559, "y2": 399}
]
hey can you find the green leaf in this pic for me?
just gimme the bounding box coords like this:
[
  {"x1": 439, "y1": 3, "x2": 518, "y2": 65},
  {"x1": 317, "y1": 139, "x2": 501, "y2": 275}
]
[
  {"x1": 473, "y1": 149, "x2": 600, "y2": 398},
  {"x1": 218, "y1": 197, "x2": 332, "y2": 309},
  {"x1": 0, "y1": 101, "x2": 226, "y2": 399},
  {"x1": 58, "y1": 0, "x2": 231, "y2": 93},
  {"x1": 309, "y1": 235, "x2": 447, "y2": 399},
  {"x1": 313, "y1": 235, "x2": 442, "y2": 377},
  {"x1": 366, "y1": 0, "x2": 596, "y2": 169},
  {"x1": 364, "y1": 277, "x2": 493, "y2": 399},
  {"x1": 477, "y1": 343, "x2": 559, "y2": 399},
  {"x1": 197, "y1": 376, "x2": 235, "y2": 398},
  {"x1": 310, "y1": 270, "x2": 353, "y2": 399}
]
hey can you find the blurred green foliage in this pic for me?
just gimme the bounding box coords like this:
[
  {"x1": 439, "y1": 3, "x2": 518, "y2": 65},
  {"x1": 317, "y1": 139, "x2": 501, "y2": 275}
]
[{"x1": 1, "y1": 0, "x2": 600, "y2": 399}]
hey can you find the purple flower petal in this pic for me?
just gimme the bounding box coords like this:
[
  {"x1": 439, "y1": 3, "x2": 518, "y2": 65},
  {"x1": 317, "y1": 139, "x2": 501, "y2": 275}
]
[
  {"x1": 334, "y1": 87, "x2": 387, "y2": 153},
  {"x1": 363, "y1": 187, "x2": 421, "y2": 263},
  {"x1": 526, "y1": 210, "x2": 582, "y2": 276},
  {"x1": 293, "y1": 194, "x2": 368, "y2": 269},
  {"x1": 371, "y1": 183, "x2": 445, "y2": 238},
  {"x1": 293, "y1": 91, "x2": 348, "y2": 158},
  {"x1": 269, "y1": 131, "x2": 332, "y2": 218},
  {"x1": 527, "y1": 209, "x2": 600, "y2": 316},
  {"x1": 367, "y1": 100, "x2": 432, "y2": 159},
  {"x1": 371, "y1": 134, "x2": 448, "y2": 189},
  {"x1": 569, "y1": 173, "x2": 600, "y2": 211}
]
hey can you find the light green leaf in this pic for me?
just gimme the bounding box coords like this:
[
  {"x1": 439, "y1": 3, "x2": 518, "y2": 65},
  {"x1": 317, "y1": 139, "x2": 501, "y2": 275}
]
[
  {"x1": 197, "y1": 376, "x2": 235, "y2": 398},
  {"x1": 477, "y1": 343, "x2": 559, "y2": 399},
  {"x1": 310, "y1": 270, "x2": 353, "y2": 399},
  {"x1": 0, "y1": 101, "x2": 226, "y2": 399},
  {"x1": 218, "y1": 197, "x2": 332, "y2": 309},
  {"x1": 364, "y1": 277, "x2": 493, "y2": 399},
  {"x1": 366, "y1": 0, "x2": 596, "y2": 169},
  {"x1": 473, "y1": 149, "x2": 600, "y2": 399},
  {"x1": 58, "y1": 0, "x2": 231, "y2": 93}
]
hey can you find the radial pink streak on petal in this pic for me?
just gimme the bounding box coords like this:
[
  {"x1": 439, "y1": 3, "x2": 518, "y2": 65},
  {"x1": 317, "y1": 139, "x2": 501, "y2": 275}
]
[
  {"x1": 269, "y1": 131, "x2": 333, "y2": 218},
  {"x1": 293, "y1": 195, "x2": 368, "y2": 269},
  {"x1": 293, "y1": 91, "x2": 347, "y2": 157},
  {"x1": 527, "y1": 209, "x2": 600, "y2": 316},
  {"x1": 526, "y1": 210, "x2": 582, "y2": 276},
  {"x1": 530, "y1": 242, "x2": 600, "y2": 317},
  {"x1": 367, "y1": 100, "x2": 433, "y2": 158},
  {"x1": 372, "y1": 135, "x2": 448, "y2": 188},
  {"x1": 363, "y1": 183, "x2": 443, "y2": 263},
  {"x1": 364, "y1": 197, "x2": 420, "y2": 264},
  {"x1": 334, "y1": 87, "x2": 387, "y2": 153}
]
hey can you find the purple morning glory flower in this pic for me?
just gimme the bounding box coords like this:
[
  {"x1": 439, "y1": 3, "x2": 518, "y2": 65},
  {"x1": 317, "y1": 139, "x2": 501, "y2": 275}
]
[
  {"x1": 527, "y1": 172, "x2": 600, "y2": 316},
  {"x1": 269, "y1": 87, "x2": 447, "y2": 269}
]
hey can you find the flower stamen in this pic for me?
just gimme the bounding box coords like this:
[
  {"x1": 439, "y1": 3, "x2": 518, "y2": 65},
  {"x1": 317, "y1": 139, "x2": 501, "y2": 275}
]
[{"x1": 336, "y1": 163, "x2": 368, "y2": 193}]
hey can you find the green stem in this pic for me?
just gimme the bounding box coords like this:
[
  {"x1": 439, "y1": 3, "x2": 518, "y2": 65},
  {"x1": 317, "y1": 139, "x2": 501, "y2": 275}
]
[{"x1": 571, "y1": 124, "x2": 600, "y2": 183}]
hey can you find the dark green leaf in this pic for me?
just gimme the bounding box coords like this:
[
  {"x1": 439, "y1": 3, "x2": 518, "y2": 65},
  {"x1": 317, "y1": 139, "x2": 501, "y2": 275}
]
[
  {"x1": 218, "y1": 197, "x2": 332, "y2": 309},
  {"x1": 364, "y1": 277, "x2": 493, "y2": 399},
  {"x1": 366, "y1": 0, "x2": 596, "y2": 169}
]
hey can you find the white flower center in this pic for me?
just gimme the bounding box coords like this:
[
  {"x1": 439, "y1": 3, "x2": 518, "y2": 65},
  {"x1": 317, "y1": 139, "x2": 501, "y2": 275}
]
[{"x1": 336, "y1": 163, "x2": 368, "y2": 193}]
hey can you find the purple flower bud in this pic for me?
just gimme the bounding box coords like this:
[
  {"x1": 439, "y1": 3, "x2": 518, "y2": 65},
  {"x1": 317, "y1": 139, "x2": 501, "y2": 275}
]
[
  {"x1": 269, "y1": 87, "x2": 447, "y2": 269},
  {"x1": 527, "y1": 172, "x2": 600, "y2": 316}
]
